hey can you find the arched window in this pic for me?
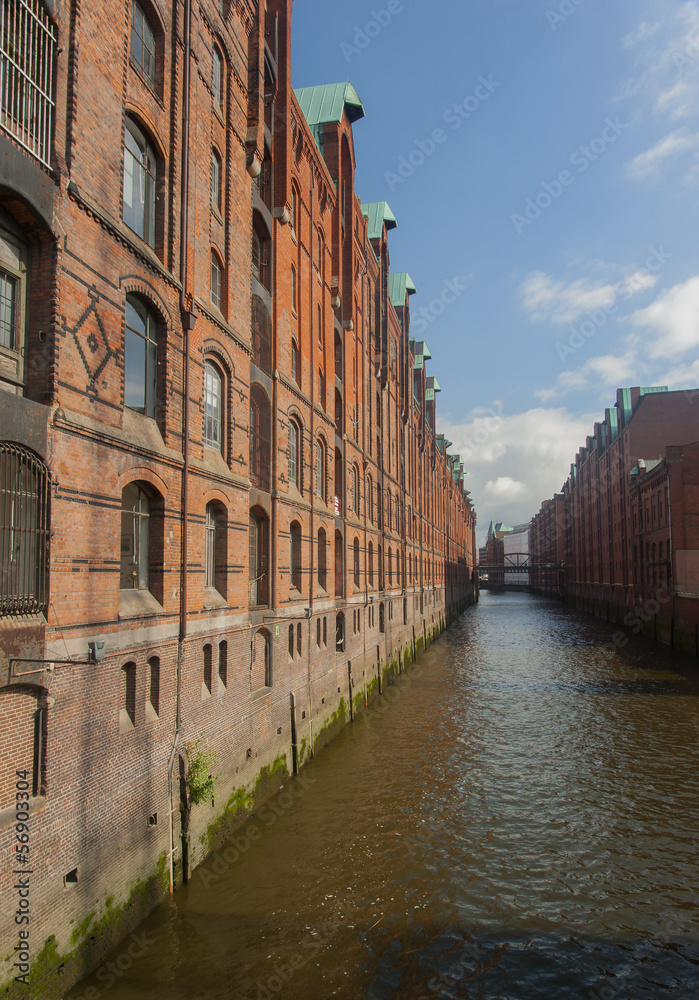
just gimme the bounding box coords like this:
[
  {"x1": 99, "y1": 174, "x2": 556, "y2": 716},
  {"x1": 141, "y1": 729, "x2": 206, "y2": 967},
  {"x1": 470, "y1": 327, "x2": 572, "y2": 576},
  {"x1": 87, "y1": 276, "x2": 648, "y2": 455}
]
[
  {"x1": 147, "y1": 656, "x2": 160, "y2": 719},
  {"x1": 252, "y1": 215, "x2": 270, "y2": 290},
  {"x1": 211, "y1": 148, "x2": 222, "y2": 211},
  {"x1": 249, "y1": 508, "x2": 269, "y2": 606},
  {"x1": 249, "y1": 384, "x2": 271, "y2": 491},
  {"x1": 317, "y1": 304, "x2": 323, "y2": 348},
  {"x1": 334, "y1": 388, "x2": 343, "y2": 435},
  {"x1": 353, "y1": 537, "x2": 360, "y2": 588},
  {"x1": 291, "y1": 185, "x2": 298, "y2": 233},
  {"x1": 351, "y1": 465, "x2": 359, "y2": 515},
  {"x1": 203, "y1": 643, "x2": 212, "y2": 697},
  {"x1": 205, "y1": 501, "x2": 227, "y2": 598},
  {"x1": 203, "y1": 360, "x2": 222, "y2": 450},
  {"x1": 120, "y1": 483, "x2": 150, "y2": 591},
  {"x1": 336, "y1": 611, "x2": 345, "y2": 652},
  {"x1": 291, "y1": 264, "x2": 298, "y2": 315},
  {"x1": 288, "y1": 417, "x2": 301, "y2": 491},
  {"x1": 379, "y1": 602, "x2": 385, "y2": 633},
  {"x1": 291, "y1": 338, "x2": 301, "y2": 386},
  {"x1": 315, "y1": 439, "x2": 325, "y2": 501},
  {"x1": 366, "y1": 475, "x2": 373, "y2": 523},
  {"x1": 218, "y1": 640, "x2": 227, "y2": 687},
  {"x1": 288, "y1": 623, "x2": 294, "y2": 657},
  {"x1": 368, "y1": 541, "x2": 374, "y2": 587},
  {"x1": 123, "y1": 118, "x2": 156, "y2": 246},
  {"x1": 120, "y1": 662, "x2": 137, "y2": 731},
  {"x1": 334, "y1": 449, "x2": 342, "y2": 516},
  {"x1": 0, "y1": 443, "x2": 50, "y2": 616},
  {"x1": 124, "y1": 295, "x2": 158, "y2": 417},
  {"x1": 290, "y1": 520, "x2": 302, "y2": 592},
  {"x1": 252, "y1": 295, "x2": 272, "y2": 373},
  {"x1": 334, "y1": 530, "x2": 343, "y2": 598},
  {"x1": 318, "y1": 368, "x2": 326, "y2": 410},
  {"x1": 252, "y1": 628, "x2": 271, "y2": 689},
  {"x1": 131, "y1": 2, "x2": 156, "y2": 83},
  {"x1": 212, "y1": 44, "x2": 223, "y2": 107},
  {"x1": 211, "y1": 250, "x2": 223, "y2": 311},
  {"x1": 388, "y1": 547, "x2": 393, "y2": 586},
  {"x1": 316, "y1": 617, "x2": 321, "y2": 647},
  {"x1": 296, "y1": 622, "x2": 302, "y2": 656},
  {"x1": 334, "y1": 332, "x2": 342, "y2": 380},
  {"x1": 317, "y1": 527, "x2": 327, "y2": 591}
]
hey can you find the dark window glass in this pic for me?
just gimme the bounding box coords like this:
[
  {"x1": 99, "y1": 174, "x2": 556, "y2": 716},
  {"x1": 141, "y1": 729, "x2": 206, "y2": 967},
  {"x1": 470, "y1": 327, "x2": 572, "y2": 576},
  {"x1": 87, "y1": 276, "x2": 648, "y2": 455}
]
[
  {"x1": 131, "y1": 2, "x2": 156, "y2": 83},
  {"x1": 124, "y1": 295, "x2": 157, "y2": 416}
]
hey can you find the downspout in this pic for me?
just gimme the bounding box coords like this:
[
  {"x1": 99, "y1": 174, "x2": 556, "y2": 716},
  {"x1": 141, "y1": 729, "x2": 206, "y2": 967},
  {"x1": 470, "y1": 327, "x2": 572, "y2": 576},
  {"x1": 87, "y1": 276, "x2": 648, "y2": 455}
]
[
  {"x1": 307, "y1": 162, "x2": 316, "y2": 756},
  {"x1": 169, "y1": 0, "x2": 195, "y2": 895}
]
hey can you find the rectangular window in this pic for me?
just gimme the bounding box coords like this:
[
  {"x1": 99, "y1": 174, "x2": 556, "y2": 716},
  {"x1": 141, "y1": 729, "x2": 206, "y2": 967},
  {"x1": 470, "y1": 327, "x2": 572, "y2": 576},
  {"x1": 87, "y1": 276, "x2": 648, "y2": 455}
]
[{"x1": 0, "y1": 269, "x2": 16, "y2": 349}]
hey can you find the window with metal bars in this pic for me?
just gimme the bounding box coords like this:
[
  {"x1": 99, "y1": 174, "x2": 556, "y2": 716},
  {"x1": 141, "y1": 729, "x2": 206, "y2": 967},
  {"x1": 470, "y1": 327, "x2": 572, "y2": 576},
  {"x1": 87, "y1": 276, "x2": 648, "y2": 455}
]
[
  {"x1": 251, "y1": 295, "x2": 272, "y2": 374},
  {"x1": 249, "y1": 384, "x2": 271, "y2": 492},
  {"x1": 0, "y1": 443, "x2": 50, "y2": 616},
  {"x1": 0, "y1": 0, "x2": 56, "y2": 169}
]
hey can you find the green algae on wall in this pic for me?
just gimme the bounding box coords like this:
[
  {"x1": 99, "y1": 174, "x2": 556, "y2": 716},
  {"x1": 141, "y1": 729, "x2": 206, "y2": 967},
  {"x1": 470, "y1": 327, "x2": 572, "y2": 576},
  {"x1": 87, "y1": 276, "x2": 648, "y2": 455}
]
[
  {"x1": 1, "y1": 853, "x2": 168, "y2": 1000},
  {"x1": 204, "y1": 754, "x2": 288, "y2": 854}
]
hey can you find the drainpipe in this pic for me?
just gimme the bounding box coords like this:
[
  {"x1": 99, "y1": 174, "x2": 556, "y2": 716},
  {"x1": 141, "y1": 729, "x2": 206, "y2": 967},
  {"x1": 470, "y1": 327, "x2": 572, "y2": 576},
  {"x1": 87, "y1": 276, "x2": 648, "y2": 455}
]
[
  {"x1": 169, "y1": 0, "x2": 196, "y2": 894},
  {"x1": 307, "y1": 162, "x2": 316, "y2": 755}
]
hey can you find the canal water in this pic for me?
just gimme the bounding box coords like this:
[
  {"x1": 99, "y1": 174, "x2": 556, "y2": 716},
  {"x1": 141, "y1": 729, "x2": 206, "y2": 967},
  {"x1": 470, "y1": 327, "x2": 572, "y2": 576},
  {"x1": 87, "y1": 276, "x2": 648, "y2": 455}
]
[{"x1": 67, "y1": 592, "x2": 699, "y2": 999}]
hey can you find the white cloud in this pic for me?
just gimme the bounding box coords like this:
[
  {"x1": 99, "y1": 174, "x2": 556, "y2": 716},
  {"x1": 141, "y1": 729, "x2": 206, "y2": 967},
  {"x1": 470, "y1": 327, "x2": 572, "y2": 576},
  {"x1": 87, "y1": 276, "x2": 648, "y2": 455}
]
[
  {"x1": 626, "y1": 128, "x2": 699, "y2": 179},
  {"x1": 632, "y1": 275, "x2": 699, "y2": 356},
  {"x1": 622, "y1": 21, "x2": 661, "y2": 50},
  {"x1": 519, "y1": 268, "x2": 657, "y2": 326},
  {"x1": 535, "y1": 350, "x2": 640, "y2": 403},
  {"x1": 657, "y1": 357, "x2": 699, "y2": 387},
  {"x1": 438, "y1": 407, "x2": 594, "y2": 544}
]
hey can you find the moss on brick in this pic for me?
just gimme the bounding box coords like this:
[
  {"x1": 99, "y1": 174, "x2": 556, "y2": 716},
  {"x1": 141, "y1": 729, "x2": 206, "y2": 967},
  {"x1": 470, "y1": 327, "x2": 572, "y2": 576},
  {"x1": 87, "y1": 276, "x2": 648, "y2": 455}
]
[
  {"x1": 2, "y1": 853, "x2": 168, "y2": 1000},
  {"x1": 204, "y1": 754, "x2": 288, "y2": 854}
]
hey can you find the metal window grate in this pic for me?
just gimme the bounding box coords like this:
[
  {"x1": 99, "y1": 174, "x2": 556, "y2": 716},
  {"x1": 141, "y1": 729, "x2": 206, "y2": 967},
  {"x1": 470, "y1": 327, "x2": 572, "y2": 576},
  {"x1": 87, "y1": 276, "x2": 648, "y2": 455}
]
[
  {"x1": 0, "y1": 0, "x2": 56, "y2": 169},
  {"x1": 0, "y1": 443, "x2": 50, "y2": 616}
]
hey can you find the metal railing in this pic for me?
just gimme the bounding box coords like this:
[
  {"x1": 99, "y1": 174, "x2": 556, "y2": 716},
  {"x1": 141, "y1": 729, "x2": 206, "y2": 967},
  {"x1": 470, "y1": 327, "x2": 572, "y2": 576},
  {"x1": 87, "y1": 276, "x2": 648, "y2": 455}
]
[{"x1": 0, "y1": 0, "x2": 56, "y2": 170}]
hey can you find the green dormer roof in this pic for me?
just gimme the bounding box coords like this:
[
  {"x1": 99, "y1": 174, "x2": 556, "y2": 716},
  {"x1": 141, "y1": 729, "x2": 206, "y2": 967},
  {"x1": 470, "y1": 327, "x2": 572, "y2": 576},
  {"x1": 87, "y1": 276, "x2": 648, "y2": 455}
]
[
  {"x1": 388, "y1": 272, "x2": 417, "y2": 307},
  {"x1": 294, "y1": 82, "x2": 366, "y2": 127},
  {"x1": 361, "y1": 201, "x2": 397, "y2": 240}
]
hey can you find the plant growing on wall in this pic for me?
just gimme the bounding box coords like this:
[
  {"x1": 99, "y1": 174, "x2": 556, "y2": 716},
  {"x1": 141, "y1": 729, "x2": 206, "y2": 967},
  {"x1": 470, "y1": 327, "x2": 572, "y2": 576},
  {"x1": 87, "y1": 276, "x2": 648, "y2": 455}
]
[{"x1": 184, "y1": 736, "x2": 220, "y2": 807}]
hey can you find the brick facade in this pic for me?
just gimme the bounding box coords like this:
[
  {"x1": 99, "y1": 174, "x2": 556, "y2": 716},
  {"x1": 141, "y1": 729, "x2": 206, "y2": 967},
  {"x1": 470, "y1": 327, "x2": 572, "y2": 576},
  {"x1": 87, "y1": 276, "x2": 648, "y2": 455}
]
[
  {"x1": 530, "y1": 388, "x2": 699, "y2": 652},
  {"x1": 0, "y1": 2, "x2": 476, "y2": 996}
]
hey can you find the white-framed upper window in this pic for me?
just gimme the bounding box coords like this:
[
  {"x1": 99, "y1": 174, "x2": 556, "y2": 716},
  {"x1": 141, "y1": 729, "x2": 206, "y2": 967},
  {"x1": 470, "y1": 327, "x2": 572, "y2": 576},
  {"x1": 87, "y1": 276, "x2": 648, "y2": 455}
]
[
  {"x1": 211, "y1": 251, "x2": 222, "y2": 310},
  {"x1": 203, "y1": 360, "x2": 222, "y2": 450},
  {"x1": 211, "y1": 148, "x2": 222, "y2": 211},
  {"x1": 123, "y1": 118, "x2": 156, "y2": 247},
  {"x1": 124, "y1": 294, "x2": 157, "y2": 417},
  {"x1": 130, "y1": 1, "x2": 156, "y2": 83},
  {"x1": 212, "y1": 45, "x2": 223, "y2": 107}
]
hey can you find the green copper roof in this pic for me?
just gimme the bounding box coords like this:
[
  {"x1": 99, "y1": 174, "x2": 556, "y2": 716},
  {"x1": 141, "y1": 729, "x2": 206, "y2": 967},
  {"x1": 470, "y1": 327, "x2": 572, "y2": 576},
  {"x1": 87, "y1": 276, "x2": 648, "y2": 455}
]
[
  {"x1": 388, "y1": 272, "x2": 417, "y2": 307},
  {"x1": 425, "y1": 376, "x2": 442, "y2": 392},
  {"x1": 361, "y1": 201, "x2": 397, "y2": 240},
  {"x1": 294, "y1": 82, "x2": 366, "y2": 127}
]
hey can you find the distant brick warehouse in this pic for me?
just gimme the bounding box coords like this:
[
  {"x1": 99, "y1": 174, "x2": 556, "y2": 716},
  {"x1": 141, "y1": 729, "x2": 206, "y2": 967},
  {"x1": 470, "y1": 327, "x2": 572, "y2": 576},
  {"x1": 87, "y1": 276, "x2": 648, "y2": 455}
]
[
  {"x1": 530, "y1": 387, "x2": 699, "y2": 654},
  {"x1": 0, "y1": 1, "x2": 476, "y2": 995}
]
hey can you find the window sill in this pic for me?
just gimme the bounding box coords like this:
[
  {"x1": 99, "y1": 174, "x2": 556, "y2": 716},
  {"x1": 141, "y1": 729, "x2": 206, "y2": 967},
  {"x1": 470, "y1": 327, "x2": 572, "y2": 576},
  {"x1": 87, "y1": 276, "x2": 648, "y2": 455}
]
[
  {"x1": 251, "y1": 686, "x2": 272, "y2": 702},
  {"x1": 119, "y1": 589, "x2": 165, "y2": 620},
  {"x1": 204, "y1": 587, "x2": 228, "y2": 610},
  {"x1": 211, "y1": 204, "x2": 223, "y2": 224}
]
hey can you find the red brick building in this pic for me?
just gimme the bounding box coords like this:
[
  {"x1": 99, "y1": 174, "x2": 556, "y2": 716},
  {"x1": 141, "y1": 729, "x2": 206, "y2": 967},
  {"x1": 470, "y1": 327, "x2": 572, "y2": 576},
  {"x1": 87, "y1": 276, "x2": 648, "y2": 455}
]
[
  {"x1": 530, "y1": 495, "x2": 565, "y2": 598},
  {"x1": 530, "y1": 387, "x2": 699, "y2": 652},
  {"x1": 0, "y1": 2, "x2": 476, "y2": 995}
]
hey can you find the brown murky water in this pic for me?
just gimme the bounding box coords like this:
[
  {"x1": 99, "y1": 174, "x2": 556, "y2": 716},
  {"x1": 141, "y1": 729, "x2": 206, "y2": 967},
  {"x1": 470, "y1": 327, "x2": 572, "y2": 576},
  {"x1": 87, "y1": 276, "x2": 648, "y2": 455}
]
[{"x1": 67, "y1": 592, "x2": 699, "y2": 999}]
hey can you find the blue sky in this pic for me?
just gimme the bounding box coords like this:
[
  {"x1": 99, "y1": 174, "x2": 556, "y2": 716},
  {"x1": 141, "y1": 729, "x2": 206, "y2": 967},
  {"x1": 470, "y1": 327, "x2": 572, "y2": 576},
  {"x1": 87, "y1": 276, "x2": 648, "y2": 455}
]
[{"x1": 291, "y1": 0, "x2": 699, "y2": 543}]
